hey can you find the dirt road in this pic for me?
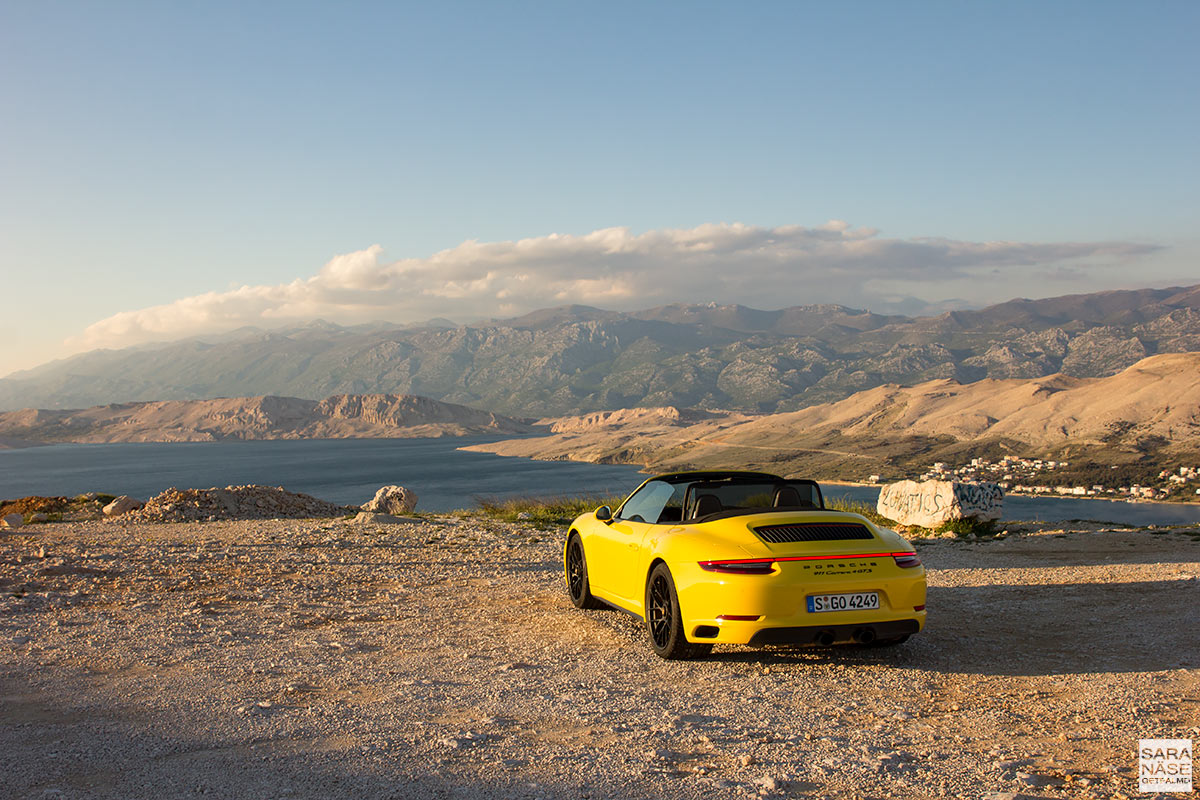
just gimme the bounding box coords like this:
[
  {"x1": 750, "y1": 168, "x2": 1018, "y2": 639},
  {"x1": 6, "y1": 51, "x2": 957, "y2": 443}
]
[{"x1": 2, "y1": 517, "x2": 1197, "y2": 799}]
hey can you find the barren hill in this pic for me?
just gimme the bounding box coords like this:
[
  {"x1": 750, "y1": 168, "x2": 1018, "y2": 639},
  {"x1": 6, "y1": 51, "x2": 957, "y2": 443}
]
[
  {"x1": 0, "y1": 394, "x2": 536, "y2": 446},
  {"x1": 729, "y1": 351, "x2": 1200, "y2": 448},
  {"x1": 464, "y1": 353, "x2": 1200, "y2": 477}
]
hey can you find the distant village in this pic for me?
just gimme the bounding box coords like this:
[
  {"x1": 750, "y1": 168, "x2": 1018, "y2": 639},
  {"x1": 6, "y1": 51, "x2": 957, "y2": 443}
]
[{"x1": 868, "y1": 457, "x2": 1200, "y2": 502}]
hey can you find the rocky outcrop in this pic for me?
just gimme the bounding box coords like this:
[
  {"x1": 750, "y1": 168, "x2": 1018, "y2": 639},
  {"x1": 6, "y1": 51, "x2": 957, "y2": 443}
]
[
  {"x1": 318, "y1": 394, "x2": 513, "y2": 428},
  {"x1": 1, "y1": 512, "x2": 23, "y2": 528},
  {"x1": 361, "y1": 485, "x2": 418, "y2": 515},
  {"x1": 549, "y1": 407, "x2": 683, "y2": 433},
  {"x1": 124, "y1": 485, "x2": 352, "y2": 523},
  {"x1": 1061, "y1": 328, "x2": 1148, "y2": 377},
  {"x1": 877, "y1": 480, "x2": 1004, "y2": 528},
  {"x1": 102, "y1": 495, "x2": 143, "y2": 516}
]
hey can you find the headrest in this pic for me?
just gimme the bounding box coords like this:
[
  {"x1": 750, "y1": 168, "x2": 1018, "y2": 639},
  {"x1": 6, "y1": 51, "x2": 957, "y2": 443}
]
[
  {"x1": 693, "y1": 493, "x2": 723, "y2": 518},
  {"x1": 773, "y1": 485, "x2": 802, "y2": 507}
]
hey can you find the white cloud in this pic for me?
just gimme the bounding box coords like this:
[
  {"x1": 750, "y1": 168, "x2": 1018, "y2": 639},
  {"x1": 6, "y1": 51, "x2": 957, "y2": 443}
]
[{"x1": 70, "y1": 221, "x2": 1160, "y2": 350}]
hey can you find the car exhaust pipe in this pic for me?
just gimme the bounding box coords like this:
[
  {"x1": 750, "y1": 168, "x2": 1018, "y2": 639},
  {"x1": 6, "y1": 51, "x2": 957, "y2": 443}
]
[
  {"x1": 814, "y1": 630, "x2": 835, "y2": 646},
  {"x1": 853, "y1": 627, "x2": 876, "y2": 644}
]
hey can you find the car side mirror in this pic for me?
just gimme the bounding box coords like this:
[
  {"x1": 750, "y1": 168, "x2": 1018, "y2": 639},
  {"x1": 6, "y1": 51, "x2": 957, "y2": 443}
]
[{"x1": 595, "y1": 505, "x2": 613, "y2": 523}]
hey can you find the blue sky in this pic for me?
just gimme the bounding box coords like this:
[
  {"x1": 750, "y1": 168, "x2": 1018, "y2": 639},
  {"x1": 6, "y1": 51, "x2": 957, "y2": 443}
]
[{"x1": 1, "y1": 1, "x2": 1197, "y2": 375}]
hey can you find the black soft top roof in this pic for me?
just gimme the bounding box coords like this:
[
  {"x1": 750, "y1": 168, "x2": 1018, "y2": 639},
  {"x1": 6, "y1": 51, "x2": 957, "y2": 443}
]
[
  {"x1": 641, "y1": 471, "x2": 828, "y2": 519},
  {"x1": 649, "y1": 470, "x2": 786, "y2": 485}
]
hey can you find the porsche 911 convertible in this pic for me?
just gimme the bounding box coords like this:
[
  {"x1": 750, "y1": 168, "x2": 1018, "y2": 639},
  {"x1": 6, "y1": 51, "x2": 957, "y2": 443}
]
[{"x1": 564, "y1": 471, "x2": 926, "y2": 659}]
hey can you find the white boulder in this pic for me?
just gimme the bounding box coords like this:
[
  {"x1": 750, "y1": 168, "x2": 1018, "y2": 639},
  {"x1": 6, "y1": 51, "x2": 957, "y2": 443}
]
[
  {"x1": 877, "y1": 480, "x2": 1003, "y2": 528},
  {"x1": 1, "y1": 512, "x2": 23, "y2": 529},
  {"x1": 362, "y1": 485, "x2": 418, "y2": 515},
  {"x1": 102, "y1": 495, "x2": 144, "y2": 516}
]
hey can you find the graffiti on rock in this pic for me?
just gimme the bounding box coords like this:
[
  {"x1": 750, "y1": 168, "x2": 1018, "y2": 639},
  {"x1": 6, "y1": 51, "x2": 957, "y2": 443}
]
[{"x1": 877, "y1": 479, "x2": 1004, "y2": 527}]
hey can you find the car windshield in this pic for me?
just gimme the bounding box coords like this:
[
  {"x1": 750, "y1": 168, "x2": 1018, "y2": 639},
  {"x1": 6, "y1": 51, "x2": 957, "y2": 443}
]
[
  {"x1": 616, "y1": 475, "x2": 822, "y2": 524},
  {"x1": 616, "y1": 480, "x2": 685, "y2": 523}
]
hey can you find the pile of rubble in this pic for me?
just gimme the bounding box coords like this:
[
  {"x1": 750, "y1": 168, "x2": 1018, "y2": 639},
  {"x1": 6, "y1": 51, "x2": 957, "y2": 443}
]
[{"x1": 121, "y1": 485, "x2": 353, "y2": 522}]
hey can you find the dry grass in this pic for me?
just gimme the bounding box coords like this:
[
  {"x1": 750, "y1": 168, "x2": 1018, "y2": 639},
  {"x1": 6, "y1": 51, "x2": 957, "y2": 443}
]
[
  {"x1": 0, "y1": 494, "x2": 116, "y2": 523},
  {"x1": 824, "y1": 496, "x2": 896, "y2": 527},
  {"x1": 474, "y1": 493, "x2": 625, "y2": 526}
]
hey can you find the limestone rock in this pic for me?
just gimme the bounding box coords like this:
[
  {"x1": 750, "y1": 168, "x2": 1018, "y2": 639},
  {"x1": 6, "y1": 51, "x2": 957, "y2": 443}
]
[
  {"x1": 1, "y1": 512, "x2": 23, "y2": 528},
  {"x1": 103, "y1": 495, "x2": 144, "y2": 516},
  {"x1": 124, "y1": 485, "x2": 350, "y2": 522},
  {"x1": 877, "y1": 480, "x2": 1003, "y2": 528},
  {"x1": 362, "y1": 485, "x2": 418, "y2": 515},
  {"x1": 29, "y1": 512, "x2": 48, "y2": 523}
]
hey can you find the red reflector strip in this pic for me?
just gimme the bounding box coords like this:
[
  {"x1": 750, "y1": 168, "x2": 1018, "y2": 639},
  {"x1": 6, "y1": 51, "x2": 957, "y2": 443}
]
[
  {"x1": 914, "y1": 605, "x2": 926, "y2": 611},
  {"x1": 699, "y1": 552, "x2": 907, "y2": 568},
  {"x1": 699, "y1": 561, "x2": 775, "y2": 574},
  {"x1": 716, "y1": 614, "x2": 762, "y2": 621}
]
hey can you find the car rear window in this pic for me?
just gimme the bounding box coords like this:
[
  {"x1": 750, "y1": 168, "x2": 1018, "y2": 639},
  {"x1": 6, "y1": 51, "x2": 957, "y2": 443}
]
[{"x1": 683, "y1": 480, "x2": 822, "y2": 520}]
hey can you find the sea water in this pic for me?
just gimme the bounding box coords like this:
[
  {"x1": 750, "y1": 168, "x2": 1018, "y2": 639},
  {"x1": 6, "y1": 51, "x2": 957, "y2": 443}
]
[
  {"x1": 2, "y1": 438, "x2": 1199, "y2": 525},
  {"x1": 0, "y1": 437, "x2": 645, "y2": 512}
]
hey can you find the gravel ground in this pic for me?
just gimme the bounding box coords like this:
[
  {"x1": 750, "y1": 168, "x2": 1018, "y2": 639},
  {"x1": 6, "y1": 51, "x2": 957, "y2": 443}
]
[{"x1": 2, "y1": 517, "x2": 1198, "y2": 800}]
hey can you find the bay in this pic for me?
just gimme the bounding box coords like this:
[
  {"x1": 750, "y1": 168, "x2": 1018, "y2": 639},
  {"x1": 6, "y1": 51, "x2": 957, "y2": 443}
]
[
  {"x1": 0, "y1": 438, "x2": 646, "y2": 512},
  {"x1": 2, "y1": 438, "x2": 1199, "y2": 525}
]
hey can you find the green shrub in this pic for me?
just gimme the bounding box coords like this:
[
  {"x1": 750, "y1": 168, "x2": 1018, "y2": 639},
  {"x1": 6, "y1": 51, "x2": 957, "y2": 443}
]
[{"x1": 935, "y1": 517, "x2": 998, "y2": 537}]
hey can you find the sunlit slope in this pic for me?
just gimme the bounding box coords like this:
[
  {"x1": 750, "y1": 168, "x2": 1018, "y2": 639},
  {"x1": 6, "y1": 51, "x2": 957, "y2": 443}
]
[
  {"x1": 727, "y1": 352, "x2": 1200, "y2": 449},
  {"x1": 464, "y1": 353, "x2": 1200, "y2": 472}
]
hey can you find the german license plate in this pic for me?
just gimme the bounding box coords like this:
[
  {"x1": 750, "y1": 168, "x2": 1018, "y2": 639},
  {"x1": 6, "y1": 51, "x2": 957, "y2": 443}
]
[{"x1": 807, "y1": 592, "x2": 880, "y2": 613}]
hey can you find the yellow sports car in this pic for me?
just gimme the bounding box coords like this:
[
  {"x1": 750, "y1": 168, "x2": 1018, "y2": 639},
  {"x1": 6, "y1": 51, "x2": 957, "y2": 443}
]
[{"x1": 564, "y1": 471, "x2": 926, "y2": 659}]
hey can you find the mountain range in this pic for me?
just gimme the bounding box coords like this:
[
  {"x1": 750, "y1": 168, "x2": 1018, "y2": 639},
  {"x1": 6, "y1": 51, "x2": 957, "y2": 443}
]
[
  {"x1": 0, "y1": 394, "x2": 534, "y2": 448},
  {"x1": 2, "y1": 284, "x2": 1198, "y2": 416}
]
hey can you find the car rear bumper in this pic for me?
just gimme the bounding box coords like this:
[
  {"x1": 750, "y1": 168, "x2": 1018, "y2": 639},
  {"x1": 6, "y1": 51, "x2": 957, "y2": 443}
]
[
  {"x1": 745, "y1": 618, "x2": 920, "y2": 646},
  {"x1": 674, "y1": 560, "x2": 926, "y2": 645}
]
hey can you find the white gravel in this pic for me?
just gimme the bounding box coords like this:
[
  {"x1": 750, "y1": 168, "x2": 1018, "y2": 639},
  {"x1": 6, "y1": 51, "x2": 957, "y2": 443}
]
[{"x1": 2, "y1": 517, "x2": 1198, "y2": 799}]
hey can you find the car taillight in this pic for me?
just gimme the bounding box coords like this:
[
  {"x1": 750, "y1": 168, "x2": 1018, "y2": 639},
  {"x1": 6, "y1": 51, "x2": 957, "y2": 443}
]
[
  {"x1": 893, "y1": 552, "x2": 921, "y2": 568},
  {"x1": 698, "y1": 559, "x2": 776, "y2": 575}
]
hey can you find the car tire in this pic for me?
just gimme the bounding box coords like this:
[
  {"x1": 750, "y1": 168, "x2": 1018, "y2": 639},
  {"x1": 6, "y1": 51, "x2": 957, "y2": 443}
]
[
  {"x1": 565, "y1": 534, "x2": 604, "y2": 610},
  {"x1": 645, "y1": 563, "x2": 712, "y2": 660}
]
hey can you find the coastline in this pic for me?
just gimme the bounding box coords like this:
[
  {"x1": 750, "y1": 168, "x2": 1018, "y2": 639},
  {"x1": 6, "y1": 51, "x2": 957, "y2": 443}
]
[{"x1": 458, "y1": 443, "x2": 1200, "y2": 509}]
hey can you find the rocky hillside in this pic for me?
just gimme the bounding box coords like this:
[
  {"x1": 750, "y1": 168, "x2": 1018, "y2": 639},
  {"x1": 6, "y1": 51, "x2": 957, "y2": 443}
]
[
  {"x1": 0, "y1": 394, "x2": 536, "y2": 446},
  {"x1": 464, "y1": 353, "x2": 1200, "y2": 478},
  {"x1": 2, "y1": 285, "x2": 1197, "y2": 415}
]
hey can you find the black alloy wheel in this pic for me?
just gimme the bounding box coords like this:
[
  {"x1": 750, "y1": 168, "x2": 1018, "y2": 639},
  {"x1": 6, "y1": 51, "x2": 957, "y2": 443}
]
[
  {"x1": 565, "y1": 535, "x2": 603, "y2": 609},
  {"x1": 645, "y1": 563, "x2": 712, "y2": 660}
]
